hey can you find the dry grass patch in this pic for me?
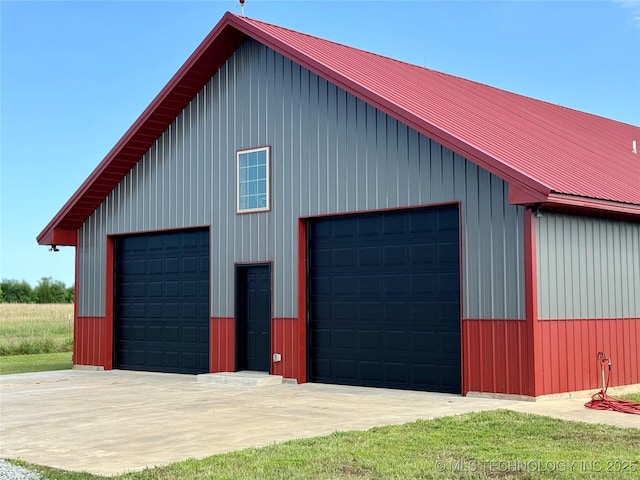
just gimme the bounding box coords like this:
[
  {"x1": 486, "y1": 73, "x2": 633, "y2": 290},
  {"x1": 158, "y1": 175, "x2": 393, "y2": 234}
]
[{"x1": 0, "y1": 303, "x2": 73, "y2": 355}]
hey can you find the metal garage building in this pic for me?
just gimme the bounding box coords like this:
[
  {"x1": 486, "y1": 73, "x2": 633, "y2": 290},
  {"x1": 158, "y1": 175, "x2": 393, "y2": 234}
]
[{"x1": 38, "y1": 13, "x2": 640, "y2": 397}]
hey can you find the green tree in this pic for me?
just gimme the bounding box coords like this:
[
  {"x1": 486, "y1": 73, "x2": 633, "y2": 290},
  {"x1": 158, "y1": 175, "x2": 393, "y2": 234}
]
[
  {"x1": 34, "y1": 277, "x2": 69, "y2": 304},
  {"x1": 0, "y1": 279, "x2": 35, "y2": 303},
  {"x1": 65, "y1": 285, "x2": 75, "y2": 303}
]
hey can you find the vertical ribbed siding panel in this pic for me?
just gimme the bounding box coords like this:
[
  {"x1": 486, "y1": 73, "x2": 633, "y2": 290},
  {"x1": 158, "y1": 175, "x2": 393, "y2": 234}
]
[
  {"x1": 537, "y1": 212, "x2": 640, "y2": 319},
  {"x1": 77, "y1": 39, "x2": 525, "y2": 320},
  {"x1": 537, "y1": 318, "x2": 640, "y2": 394}
]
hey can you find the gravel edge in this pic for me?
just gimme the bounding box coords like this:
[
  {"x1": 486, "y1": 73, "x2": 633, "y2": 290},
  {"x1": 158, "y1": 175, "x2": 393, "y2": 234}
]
[{"x1": 0, "y1": 460, "x2": 41, "y2": 480}]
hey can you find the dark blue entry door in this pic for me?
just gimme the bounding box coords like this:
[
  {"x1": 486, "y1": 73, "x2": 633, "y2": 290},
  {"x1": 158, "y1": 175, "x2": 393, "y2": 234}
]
[
  {"x1": 114, "y1": 229, "x2": 210, "y2": 374},
  {"x1": 236, "y1": 265, "x2": 271, "y2": 372}
]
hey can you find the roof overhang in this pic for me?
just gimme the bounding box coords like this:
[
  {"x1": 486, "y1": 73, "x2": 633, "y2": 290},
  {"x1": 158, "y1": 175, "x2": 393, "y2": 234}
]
[
  {"x1": 509, "y1": 183, "x2": 640, "y2": 220},
  {"x1": 38, "y1": 228, "x2": 77, "y2": 247}
]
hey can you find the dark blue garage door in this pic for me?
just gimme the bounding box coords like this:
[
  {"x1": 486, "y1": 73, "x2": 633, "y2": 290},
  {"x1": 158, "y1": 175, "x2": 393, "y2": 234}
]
[
  {"x1": 114, "y1": 229, "x2": 210, "y2": 374},
  {"x1": 308, "y1": 206, "x2": 461, "y2": 393}
]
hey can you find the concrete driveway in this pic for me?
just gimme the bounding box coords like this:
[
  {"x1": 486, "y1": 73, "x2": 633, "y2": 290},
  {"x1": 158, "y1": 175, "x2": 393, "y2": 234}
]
[{"x1": 1, "y1": 370, "x2": 638, "y2": 475}]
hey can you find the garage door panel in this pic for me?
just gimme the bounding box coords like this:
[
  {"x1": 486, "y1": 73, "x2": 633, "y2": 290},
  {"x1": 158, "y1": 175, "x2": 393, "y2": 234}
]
[
  {"x1": 358, "y1": 302, "x2": 382, "y2": 320},
  {"x1": 409, "y1": 215, "x2": 435, "y2": 233},
  {"x1": 358, "y1": 247, "x2": 380, "y2": 266},
  {"x1": 358, "y1": 276, "x2": 381, "y2": 295},
  {"x1": 181, "y1": 326, "x2": 198, "y2": 343},
  {"x1": 164, "y1": 257, "x2": 181, "y2": 274},
  {"x1": 440, "y1": 332, "x2": 462, "y2": 351},
  {"x1": 148, "y1": 282, "x2": 162, "y2": 297},
  {"x1": 334, "y1": 276, "x2": 357, "y2": 295},
  {"x1": 129, "y1": 282, "x2": 147, "y2": 297},
  {"x1": 335, "y1": 360, "x2": 356, "y2": 379},
  {"x1": 148, "y1": 326, "x2": 162, "y2": 341},
  {"x1": 411, "y1": 274, "x2": 436, "y2": 295},
  {"x1": 114, "y1": 229, "x2": 209, "y2": 374},
  {"x1": 383, "y1": 302, "x2": 409, "y2": 321},
  {"x1": 309, "y1": 207, "x2": 461, "y2": 393},
  {"x1": 384, "y1": 275, "x2": 407, "y2": 294},
  {"x1": 311, "y1": 276, "x2": 331, "y2": 296},
  {"x1": 183, "y1": 281, "x2": 200, "y2": 297},
  {"x1": 384, "y1": 331, "x2": 409, "y2": 350},
  {"x1": 382, "y1": 214, "x2": 406, "y2": 234},
  {"x1": 359, "y1": 331, "x2": 381, "y2": 349},
  {"x1": 333, "y1": 329, "x2": 356, "y2": 348},
  {"x1": 312, "y1": 358, "x2": 331, "y2": 376},
  {"x1": 383, "y1": 245, "x2": 407, "y2": 265},
  {"x1": 438, "y1": 243, "x2": 459, "y2": 264},
  {"x1": 439, "y1": 301, "x2": 461, "y2": 321},
  {"x1": 385, "y1": 363, "x2": 410, "y2": 383},
  {"x1": 412, "y1": 367, "x2": 438, "y2": 387},
  {"x1": 360, "y1": 361, "x2": 382, "y2": 380},
  {"x1": 182, "y1": 257, "x2": 200, "y2": 273},
  {"x1": 437, "y1": 210, "x2": 459, "y2": 231},
  {"x1": 164, "y1": 282, "x2": 180, "y2": 297},
  {"x1": 333, "y1": 301, "x2": 355, "y2": 319},
  {"x1": 411, "y1": 333, "x2": 437, "y2": 351},
  {"x1": 148, "y1": 258, "x2": 163, "y2": 274},
  {"x1": 358, "y1": 216, "x2": 381, "y2": 236},
  {"x1": 148, "y1": 351, "x2": 163, "y2": 367},
  {"x1": 410, "y1": 244, "x2": 435, "y2": 264},
  {"x1": 333, "y1": 248, "x2": 356, "y2": 266}
]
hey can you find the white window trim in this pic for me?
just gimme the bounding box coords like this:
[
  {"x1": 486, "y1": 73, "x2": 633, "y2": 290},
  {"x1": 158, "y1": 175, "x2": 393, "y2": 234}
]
[{"x1": 236, "y1": 146, "x2": 271, "y2": 214}]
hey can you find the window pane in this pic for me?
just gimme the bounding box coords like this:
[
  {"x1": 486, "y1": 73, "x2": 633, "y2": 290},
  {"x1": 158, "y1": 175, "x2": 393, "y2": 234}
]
[{"x1": 237, "y1": 148, "x2": 269, "y2": 212}]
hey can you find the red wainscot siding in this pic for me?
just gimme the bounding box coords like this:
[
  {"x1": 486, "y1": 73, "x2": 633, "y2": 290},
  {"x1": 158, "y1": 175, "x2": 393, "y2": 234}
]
[
  {"x1": 74, "y1": 316, "x2": 109, "y2": 368},
  {"x1": 538, "y1": 318, "x2": 640, "y2": 395},
  {"x1": 272, "y1": 317, "x2": 304, "y2": 382},
  {"x1": 462, "y1": 319, "x2": 532, "y2": 396},
  {"x1": 209, "y1": 317, "x2": 234, "y2": 373}
]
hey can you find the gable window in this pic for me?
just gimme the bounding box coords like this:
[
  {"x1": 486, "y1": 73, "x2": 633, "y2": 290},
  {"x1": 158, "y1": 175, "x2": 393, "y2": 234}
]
[{"x1": 236, "y1": 146, "x2": 270, "y2": 213}]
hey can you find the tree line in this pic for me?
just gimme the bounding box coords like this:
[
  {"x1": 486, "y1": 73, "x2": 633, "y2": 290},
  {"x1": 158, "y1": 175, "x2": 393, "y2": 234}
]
[{"x1": 0, "y1": 278, "x2": 74, "y2": 304}]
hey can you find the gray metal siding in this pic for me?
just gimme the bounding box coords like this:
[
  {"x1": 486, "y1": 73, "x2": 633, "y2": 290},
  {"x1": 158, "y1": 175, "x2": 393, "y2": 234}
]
[
  {"x1": 536, "y1": 212, "x2": 640, "y2": 319},
  {"x1": 78, "y1": 39, "x2": 525, "y2": 320}
]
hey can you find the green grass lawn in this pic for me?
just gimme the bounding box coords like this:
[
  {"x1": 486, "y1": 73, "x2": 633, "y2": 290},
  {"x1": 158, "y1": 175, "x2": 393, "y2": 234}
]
[
  {"x1": 619, "y1": 393, "x2": 640, "y2": 403},
  {"x1": 0, "y1": 351, "x2": 72, "y2": 375},
  {"x1": 12, "y1": 410, "x2": 640, "y2": 480}
]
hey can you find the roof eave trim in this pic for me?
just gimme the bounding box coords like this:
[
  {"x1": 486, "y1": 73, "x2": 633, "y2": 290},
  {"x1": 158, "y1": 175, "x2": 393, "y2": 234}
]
[
  {"x1": 543, "y1": 193, "x2": 640, "y2": 218},
  {"x1": 37, "y1": 228, "x2": 77, "y2": 247}
]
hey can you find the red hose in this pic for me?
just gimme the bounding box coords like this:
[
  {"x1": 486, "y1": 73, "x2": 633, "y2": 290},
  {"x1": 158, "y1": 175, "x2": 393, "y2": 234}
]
[
  {"x1": 584, "y1": 353, "x2": 640, "y2": 415},
  {"x1": 585, "y1": 391, "x2": 640, "y2": 415}
]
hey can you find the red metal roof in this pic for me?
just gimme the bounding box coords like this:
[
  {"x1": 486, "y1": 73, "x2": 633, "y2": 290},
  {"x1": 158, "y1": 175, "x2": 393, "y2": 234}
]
[{"x1": 38, "y1": 12, "x2": 640, "y2": 245}]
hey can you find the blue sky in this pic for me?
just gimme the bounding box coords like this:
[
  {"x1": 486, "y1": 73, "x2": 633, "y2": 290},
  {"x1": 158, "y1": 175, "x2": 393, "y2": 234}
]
[{"x1": 1, "y1": 0, "x2": 639, "y2": 288}]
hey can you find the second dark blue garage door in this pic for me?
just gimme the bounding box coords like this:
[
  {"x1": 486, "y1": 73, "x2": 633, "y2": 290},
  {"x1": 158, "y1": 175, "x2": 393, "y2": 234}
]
[{"x1": 308, "y1": 206, "x2": 461, "y2": 393}]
